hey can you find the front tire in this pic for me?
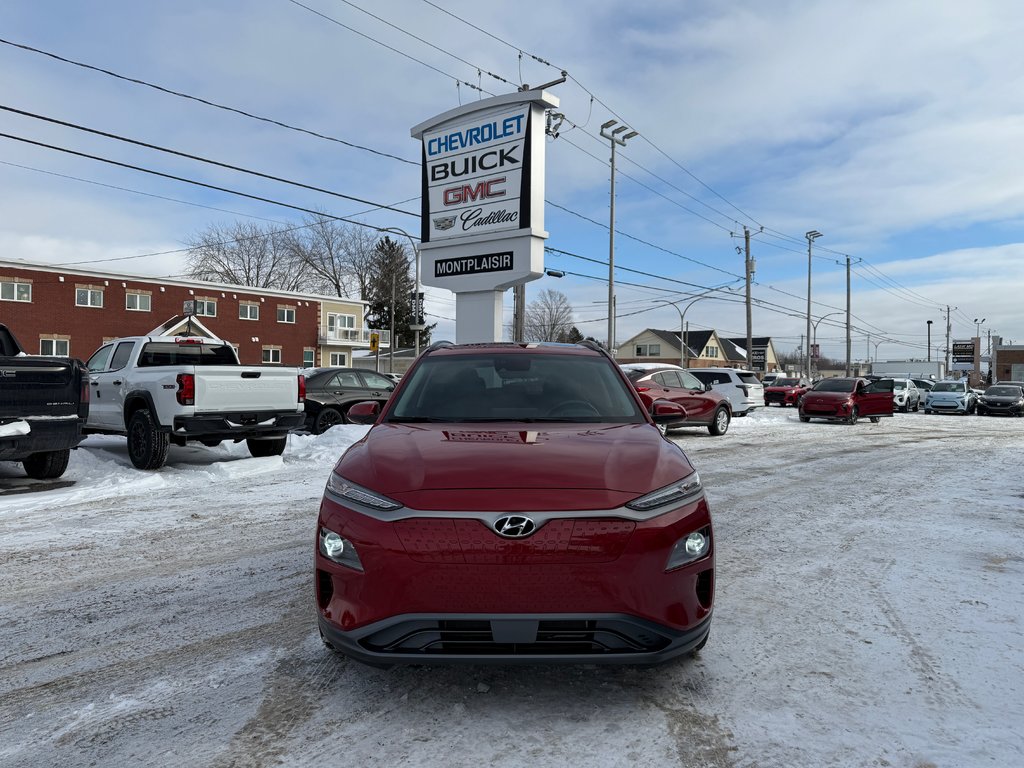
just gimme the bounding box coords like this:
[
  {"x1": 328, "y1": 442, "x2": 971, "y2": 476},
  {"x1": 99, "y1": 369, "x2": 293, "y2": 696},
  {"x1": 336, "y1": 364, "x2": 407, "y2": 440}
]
[
  {"x1": 799, "y1": 414, "x2": 810, "y2": 422},
  {"x1": 847, "y1": 406, "x2": 859, "y2": 425},
  {"x1": 247, "y1": 436, "x2": 287, "y2": 457},
  {"x1": 23, "y1": 449, "x2": 71, "y2": 479},
  {"x1": 128, "y1": 409, "x2": 170, "y2": 470},
  {"x1": 708, "y1": 407, "x2": 731, "y2": 436}
]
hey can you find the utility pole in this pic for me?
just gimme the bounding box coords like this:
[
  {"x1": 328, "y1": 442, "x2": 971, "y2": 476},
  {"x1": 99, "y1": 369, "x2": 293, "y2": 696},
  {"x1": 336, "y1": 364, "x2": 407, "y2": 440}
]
[
  {"x1": 805, "y1": 230, "x2": 823, "y2": 379},
  {"x1": 945, "y1": 305, "x2": 955, "y2": 375},
  {"x1": 744, "y1": 227, "x2": 753, "y2": 371},
  {"x1": 600, "y1": 120, "x2": 638, "y2": 354},
  {"x1": 512, "y1": 285, "x2": 525, "y2": 342},
  {"x1": 927, "y1": 320, "x2": 933, "y2": 362},
  {"x1": 389, "y1": 271, "x2": 396, "y2": 374},
  {"x1": 845, "y1": 255, "x2": 852, "y2": 376}
]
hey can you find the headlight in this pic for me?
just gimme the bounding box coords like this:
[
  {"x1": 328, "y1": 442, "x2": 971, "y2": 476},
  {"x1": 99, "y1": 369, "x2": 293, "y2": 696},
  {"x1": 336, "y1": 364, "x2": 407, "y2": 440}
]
[
  {"x1": 318, "y1": 527, "x2": 364, "y2": 571},
  {"x1": 666, "y1": 526, "x2": 712, "y2": 571},
  {"x1": 325, "y1": 473, "x2": 403, "y2": 512},
  {"x1": 626, "y1": 472, "x2": 703, "y2": 512}
]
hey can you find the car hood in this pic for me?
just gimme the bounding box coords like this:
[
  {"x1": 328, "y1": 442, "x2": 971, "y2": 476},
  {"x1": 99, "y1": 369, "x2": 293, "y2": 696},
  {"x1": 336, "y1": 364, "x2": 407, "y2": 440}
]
[
  {"x1": 766, "y1": 385, "x2": 804, "y2": 393},
  {"x1": 334, "y1": 422, "x2": 695, "y2": 511},
  {"x1": 802, "y1": 391, "x2": 853, "y2": 402}
]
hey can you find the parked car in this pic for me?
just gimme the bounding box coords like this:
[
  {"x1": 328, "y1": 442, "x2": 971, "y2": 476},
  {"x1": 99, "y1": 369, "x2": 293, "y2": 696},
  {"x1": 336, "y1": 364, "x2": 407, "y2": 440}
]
[
  {"x1": 798, "y1": 377, "x2": 895, "y2": 424},
  {"x1": 911, "y1": 378, "x2": 935, "y2": 398},
  {"x1": 620, "y1": 364, "x2": 732, "y2": 435},
  {"x1": 891, "y1": 378, "x2": 921, "y2": 412},
  {"x1": 316, "y1": 340, "x2": 713, "y2": 665},
  {"x1": 764, "y1": 377, "x2": 811, "y2": 407},
  {"x1": 760, "y1": 372, "x2": 785, "y2": 386},
  {"x1": 923, "y1": 380, "x2": 977, "y2": 415},
  {"x1": 976, "y1": 384, "x2": 1024, "y2": 417},
  {"x1": 685, "y1": 367, "x2": 764, "y2": 416},
  {"x1": 85, "y1": 336, "x2": 305, "y2": 469},
  {"x1": 0, "y1": 323, "x2": 90, "y2": 479},
  {"x1": 304, "y1": 367, "x2": 396, "y2": 433}
]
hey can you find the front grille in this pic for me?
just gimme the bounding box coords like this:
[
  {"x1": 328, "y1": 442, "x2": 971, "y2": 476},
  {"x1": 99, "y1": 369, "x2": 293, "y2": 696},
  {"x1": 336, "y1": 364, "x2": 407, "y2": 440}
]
[{"x1": 359, "y1": 618, "x2": 672, "y2": 656}]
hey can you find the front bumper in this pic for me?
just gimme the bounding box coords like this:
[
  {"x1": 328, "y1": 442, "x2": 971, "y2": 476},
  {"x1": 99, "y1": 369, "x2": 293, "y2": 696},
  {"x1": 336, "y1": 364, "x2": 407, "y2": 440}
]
[
  {"x1": 926, "y1": 399, "x2": 968, "y2": 413},
  {"x1": 319, "y1": 612, "x2": 712, "y2": 665},
  {"x1": 315, "y1": 495, "x2": 714, "y2": 663},
  {"x1": 977, "y1": 402, "x2": 1024, "y2": 416}
]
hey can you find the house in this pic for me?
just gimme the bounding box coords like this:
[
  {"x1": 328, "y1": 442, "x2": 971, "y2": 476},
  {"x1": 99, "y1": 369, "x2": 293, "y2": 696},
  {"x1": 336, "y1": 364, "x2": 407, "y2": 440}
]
[
  {"x1": 0, "y1": 258, "x2": 388, "y2": 367},
  {"x1": 616, "y1": 328, "x2": 730, "y2": 368}
]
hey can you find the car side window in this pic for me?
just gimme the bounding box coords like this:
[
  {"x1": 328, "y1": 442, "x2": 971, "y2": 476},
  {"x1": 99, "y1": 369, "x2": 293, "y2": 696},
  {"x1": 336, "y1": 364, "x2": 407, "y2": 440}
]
[
  {"x1": 360, "y1": 372, "x2": 395, "y2": 390},
  {"x1": 109, "y1": 341, "x2": 134, "y2": 371},
  {"x1": 86, "y1": 344, "x2": 113, "y2": 372},
  {"x1": 332, "y1": 371, "x2": 362, "y2": 388},
  {"x1": 679, "y1": 371, "x2": 704, "y2": 390},
  {"x1": 652, "y1": 372, "x2": 674, "y2": 387}
]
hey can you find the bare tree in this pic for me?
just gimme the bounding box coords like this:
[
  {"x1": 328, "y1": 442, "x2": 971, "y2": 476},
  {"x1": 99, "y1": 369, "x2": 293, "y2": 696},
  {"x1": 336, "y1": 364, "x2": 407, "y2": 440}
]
[
  {"x1": 524, "y1": 289, "x2": 575, "y2": 342},
  {"x1": 185, "y1": 221, "x2": 309, "y2": 291},
  {"x1": 288, "y1": 215, "x2": 378, "y2": 299}
]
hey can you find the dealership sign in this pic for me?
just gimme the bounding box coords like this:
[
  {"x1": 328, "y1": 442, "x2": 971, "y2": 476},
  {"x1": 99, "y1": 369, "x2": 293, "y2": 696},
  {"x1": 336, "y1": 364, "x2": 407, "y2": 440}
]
[
  {"x1": 952, "y1": 340, "x2": 976, "y2": 363},
  {"x1": 422, "y1": 105, "x2": 530, "y2": 243},
  {"x1": 750, "y1": 346, "x2": 767, "y2": 371},
  {"x1": 412, "y1": 89, "x2": 558, "y2": 342}
]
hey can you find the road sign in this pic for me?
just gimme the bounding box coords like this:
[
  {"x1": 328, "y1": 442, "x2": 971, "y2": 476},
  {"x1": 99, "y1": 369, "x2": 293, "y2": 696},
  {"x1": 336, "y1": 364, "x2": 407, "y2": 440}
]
[{"x1": 369, "y1": 332, "x2": 380, "y2": 353}]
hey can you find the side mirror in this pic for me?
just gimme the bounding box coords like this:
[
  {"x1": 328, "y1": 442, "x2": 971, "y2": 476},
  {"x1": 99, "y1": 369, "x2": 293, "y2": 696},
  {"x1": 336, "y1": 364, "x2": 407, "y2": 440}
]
[
  {"x1": 347, "y1": 401, "x2": 380, "y2": 424},
  {"x1": 704, "y1": 382, "x2": 713, "y2": 392},
  {"x1": 650, "y1": 399, "x2": 687, "y2": 423}
]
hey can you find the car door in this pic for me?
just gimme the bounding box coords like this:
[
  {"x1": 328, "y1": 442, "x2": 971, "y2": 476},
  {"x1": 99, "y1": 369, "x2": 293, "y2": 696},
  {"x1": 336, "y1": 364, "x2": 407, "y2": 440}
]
[
  {"x1": 88, "y1": 341, "x2": 135, "y2": 428},
  {"x1": 658, "y1": 370, "x2": 715, "y2": 422},
  {"x1": 357, "y1": 371, "x2": 396, "y2": 406},
  {"x1": 860, "y1": 378, "x2": 894, "y2": 416}
]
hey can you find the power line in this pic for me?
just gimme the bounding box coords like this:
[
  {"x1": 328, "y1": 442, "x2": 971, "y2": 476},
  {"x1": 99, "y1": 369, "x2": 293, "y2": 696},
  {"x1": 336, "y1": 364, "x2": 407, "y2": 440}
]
[
  {"x1": 0, "y1": 104, "x2": 418, "y2": 217},
  {"x1": 0, "y1": 37, "x2": 418, "y2": 166}
]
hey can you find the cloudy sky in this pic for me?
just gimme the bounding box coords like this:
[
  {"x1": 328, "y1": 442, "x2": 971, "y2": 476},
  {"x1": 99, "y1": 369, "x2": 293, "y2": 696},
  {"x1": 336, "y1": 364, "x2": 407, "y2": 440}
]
[{"x1": 2, "y1": 0, "x2": 1023, "y2": 362}]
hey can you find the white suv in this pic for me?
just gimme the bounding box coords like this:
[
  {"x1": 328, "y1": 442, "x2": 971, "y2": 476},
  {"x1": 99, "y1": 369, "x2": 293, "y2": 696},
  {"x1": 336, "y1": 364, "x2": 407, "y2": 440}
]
[{"x1": 685, "y1": 368, "x2": 765, "y2": 416}]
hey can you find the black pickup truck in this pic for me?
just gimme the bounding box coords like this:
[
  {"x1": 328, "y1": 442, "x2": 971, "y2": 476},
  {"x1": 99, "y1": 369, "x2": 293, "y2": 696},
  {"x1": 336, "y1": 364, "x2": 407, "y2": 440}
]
[{"x1": 0, "y1": 324, "x2": 89, "y2": 479}]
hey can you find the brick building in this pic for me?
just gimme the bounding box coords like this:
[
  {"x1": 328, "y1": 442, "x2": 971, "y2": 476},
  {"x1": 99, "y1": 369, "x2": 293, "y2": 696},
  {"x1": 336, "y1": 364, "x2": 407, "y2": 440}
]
[{"x1": 0, "y1": 259, "x2": 386, "y2": 367}]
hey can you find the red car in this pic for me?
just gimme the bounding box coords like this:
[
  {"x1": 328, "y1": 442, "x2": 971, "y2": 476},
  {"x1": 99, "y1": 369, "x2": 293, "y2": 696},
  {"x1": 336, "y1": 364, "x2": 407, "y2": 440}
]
[
  {"x1": 315, "y1": 342, "x2": 714, "y2": 665},
  {"x1": 798, "y1": 377, "x2": 894, "y2": 424},
  {"x1": 620, "y1": 364, "x2": 732, "y2": 435},
  {"x1": 764, "y1": 377, "x2": 811, "y2": 407}
]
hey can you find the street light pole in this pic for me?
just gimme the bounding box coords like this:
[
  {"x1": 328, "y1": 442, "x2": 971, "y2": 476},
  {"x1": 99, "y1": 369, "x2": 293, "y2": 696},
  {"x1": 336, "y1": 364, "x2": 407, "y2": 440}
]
[
  {"x1": 600, "y1": 119, "x2": 638, "y2": 355},
  {"x1": 927, "y1": 320, "x2": 933, "y2": 362},
  {"x1": 805, "y1": 230, "x2": 823, "y2": 379},
  {"x1": 811, "y1": 311, "x2": 844, "y2": 378},
  {"x1": 381, "y1": 227, "x2": 424, "y2": 358}
]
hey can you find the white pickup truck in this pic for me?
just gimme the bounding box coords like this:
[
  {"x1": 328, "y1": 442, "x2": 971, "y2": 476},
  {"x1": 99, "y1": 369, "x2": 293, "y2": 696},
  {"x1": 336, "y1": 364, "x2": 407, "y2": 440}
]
[{"x1": 84, "y1": 336, "x2": 305, "y2": 469}]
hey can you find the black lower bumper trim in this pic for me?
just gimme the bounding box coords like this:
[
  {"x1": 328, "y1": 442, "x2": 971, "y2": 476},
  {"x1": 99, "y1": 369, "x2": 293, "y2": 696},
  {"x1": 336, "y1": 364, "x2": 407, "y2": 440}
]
[{"x1": 318, "y1": 612, "x2": 712, "y2": 666}]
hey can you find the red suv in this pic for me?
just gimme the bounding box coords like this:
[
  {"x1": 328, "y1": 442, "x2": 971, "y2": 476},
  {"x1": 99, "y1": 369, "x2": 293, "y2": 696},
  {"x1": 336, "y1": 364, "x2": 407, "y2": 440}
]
[
  {"x1": 620, "y1": 365, "x2": 732, "y2": 435},
  {"x1": 315, "y1": 342, "x2": 715, "y2": 665}
]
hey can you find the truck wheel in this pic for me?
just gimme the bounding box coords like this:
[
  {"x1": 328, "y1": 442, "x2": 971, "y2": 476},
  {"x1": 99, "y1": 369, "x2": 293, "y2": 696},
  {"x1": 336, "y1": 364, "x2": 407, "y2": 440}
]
[
  {"x1": 128, "y1": 409, "x2": 170, "y2": 470},
  {"x1": 708, "y1": 407, "x2": 731, "y2": 436},
  {"x1": 23, "y1": 449, "x2": 71, "y2": 479},
  {"x1": 247, "y1": 436, "x2": 287, "y2": 458},
  {"x1": 314, "y1": 408, "x2": 343, "y2": 434}
]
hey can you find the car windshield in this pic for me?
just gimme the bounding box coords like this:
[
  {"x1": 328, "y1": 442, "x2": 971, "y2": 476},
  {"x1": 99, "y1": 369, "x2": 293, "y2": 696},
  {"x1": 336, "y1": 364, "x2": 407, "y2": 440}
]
[
  {"x1": 386, "y1": 352, "x2": 646, "y2": 423},
  {"x1": 985, "y1": 386, "x2": 1022, "y2": 397},
  {"x1": 811, "y1": 379, "x2": 856, "y2": 393},
  {"x1": 931, "y1": 382, "x2": 963, "y2": 393},
  {"x1": 776, "y1": 378, "x2": 801, "y2": 386}
]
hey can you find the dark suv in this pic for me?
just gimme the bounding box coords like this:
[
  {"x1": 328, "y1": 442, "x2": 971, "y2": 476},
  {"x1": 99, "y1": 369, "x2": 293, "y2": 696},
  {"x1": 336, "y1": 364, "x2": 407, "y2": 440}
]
[
  {"x1": 620, "y1": 364, "x2": 732, "y2": 435},
  {"x1": 315, "y1": 342, "x2": 714, "y2": 666}
]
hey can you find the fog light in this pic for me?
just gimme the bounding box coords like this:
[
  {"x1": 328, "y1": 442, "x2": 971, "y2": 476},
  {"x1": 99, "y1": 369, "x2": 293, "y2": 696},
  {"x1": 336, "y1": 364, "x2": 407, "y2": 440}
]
[
  {"x1": 666, "y1": 526, "x2": 711, "y2": 571},
  {"x1": 318, "y1": 527, "x2": 364, "y2": 572}
]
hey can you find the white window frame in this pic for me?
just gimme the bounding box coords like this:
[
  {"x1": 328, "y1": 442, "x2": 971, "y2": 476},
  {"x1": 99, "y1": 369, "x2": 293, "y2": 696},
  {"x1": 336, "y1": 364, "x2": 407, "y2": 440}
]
[
  {"x1": 277, "y1": 306, "x2": 296, "y2": 324},
  {"x1": 76, "y1": 288, "x2": 104, "y2": 308},
  {"x1": 40, "y1": 338, "x2": 70, "y2": 356},
  {"x1": 635, "y1": 343, "x2": 661, "y2": 357},
  {"x1": 1, "y1": 280, "x2": 32, "y2": 302},
  {"x1": 125, "y1": 292, "x2": 151, "y2": 312},
  {"x1": 262, "y1": 347, "x2": 282, "y2": 364},
  {"x1": 303, "y1": 349, "x2": 315, "y2": 368},
  {"x1": 239, "y1": 303, "x2": 259, "y2": 320},
  {"x1": 705, "y1": 345, "x2": 718, "y2": 358},
  {"x1": 195, "y1": 299, "x2": 217, "y2": 317},
  {"x1": 329, "y1": 352, "x2": 347, "y2": 366}
]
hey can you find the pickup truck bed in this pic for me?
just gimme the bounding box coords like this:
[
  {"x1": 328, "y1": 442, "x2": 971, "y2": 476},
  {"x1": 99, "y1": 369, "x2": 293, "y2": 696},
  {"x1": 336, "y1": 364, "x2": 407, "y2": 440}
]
[{"x1": 0, "y1": 325, "x2": 89, "y2": 479}]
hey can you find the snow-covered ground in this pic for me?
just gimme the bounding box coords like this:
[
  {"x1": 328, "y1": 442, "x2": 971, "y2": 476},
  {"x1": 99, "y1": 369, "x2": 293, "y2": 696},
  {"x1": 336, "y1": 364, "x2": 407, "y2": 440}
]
[{"x1": 1, "y1": 408, "x2": 1021, "y2": 767}]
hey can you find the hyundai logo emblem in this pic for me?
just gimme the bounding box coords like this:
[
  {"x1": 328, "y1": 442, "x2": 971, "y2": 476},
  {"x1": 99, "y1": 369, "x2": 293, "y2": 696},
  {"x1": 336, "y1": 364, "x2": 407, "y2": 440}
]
[{"x1": 493, "y1": 515, "x2": 537, "y2": 538}]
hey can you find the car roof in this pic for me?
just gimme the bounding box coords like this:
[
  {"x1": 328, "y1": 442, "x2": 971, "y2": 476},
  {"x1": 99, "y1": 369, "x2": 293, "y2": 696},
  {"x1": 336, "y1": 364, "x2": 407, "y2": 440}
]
[{"x1": 426, "y1": 341, "x2": 607, "y2": 359}]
